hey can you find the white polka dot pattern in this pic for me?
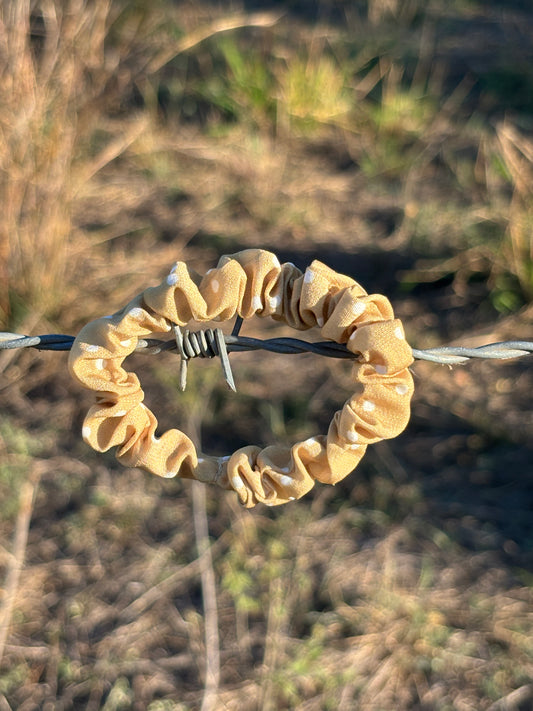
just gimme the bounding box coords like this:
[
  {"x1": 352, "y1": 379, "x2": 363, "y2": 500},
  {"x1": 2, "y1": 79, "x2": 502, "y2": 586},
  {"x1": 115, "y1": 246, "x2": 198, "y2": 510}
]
[{"x1": 69, "y1": 249, "x2": 413, "y2": 508}]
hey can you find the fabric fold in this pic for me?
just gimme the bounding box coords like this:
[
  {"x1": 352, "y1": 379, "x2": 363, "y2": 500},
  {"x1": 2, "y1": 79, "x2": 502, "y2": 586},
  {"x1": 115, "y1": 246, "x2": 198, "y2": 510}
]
[{"x1": 69, "y1": 248, "x2": 413, "y2": 507}]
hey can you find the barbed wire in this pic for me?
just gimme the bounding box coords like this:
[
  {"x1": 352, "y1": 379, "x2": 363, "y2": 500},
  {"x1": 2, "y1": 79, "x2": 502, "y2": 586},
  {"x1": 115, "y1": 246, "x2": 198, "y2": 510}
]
[
  {"x1": 1, "y1": 325, "x2": 532, "y2": 365},
  {"x1": 411, "y1": 342, "x2": 533, "y2": 364}
]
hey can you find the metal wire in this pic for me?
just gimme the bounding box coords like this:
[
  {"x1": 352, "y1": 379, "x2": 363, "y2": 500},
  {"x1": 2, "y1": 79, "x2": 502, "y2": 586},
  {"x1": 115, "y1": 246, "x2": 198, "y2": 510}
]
[
  {"x1": 411, "y1": 341, "x2": 533, "y2": 364},
  {"x1": 2, "y1": 326, "x2": 533, "y2": 368}
]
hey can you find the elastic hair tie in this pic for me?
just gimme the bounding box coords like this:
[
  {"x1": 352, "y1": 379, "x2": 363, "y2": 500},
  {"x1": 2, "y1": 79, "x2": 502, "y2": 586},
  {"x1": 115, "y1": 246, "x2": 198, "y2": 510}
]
[{"x1": 68, "y1": 249, "x2": 414, "y2": 508}]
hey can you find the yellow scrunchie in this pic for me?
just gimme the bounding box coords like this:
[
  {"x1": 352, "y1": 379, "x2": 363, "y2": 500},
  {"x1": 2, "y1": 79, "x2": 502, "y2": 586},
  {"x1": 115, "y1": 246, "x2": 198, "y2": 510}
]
[{"x1": 69, "y1": 249, "x2": 413, "y2": 507}]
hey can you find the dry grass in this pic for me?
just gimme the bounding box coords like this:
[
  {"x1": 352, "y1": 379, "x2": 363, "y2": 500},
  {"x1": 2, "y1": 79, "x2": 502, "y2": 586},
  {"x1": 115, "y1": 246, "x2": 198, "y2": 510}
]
[
  {"x1": 1, "y1": 1, "x2": 533, "y2": 709},
  {"x1": 496, "y1": 121, "x2": 533, "y2": 301},
  {"x1": 0, "y1": 1, "x2": 279, "y2": 328},
  {"x1": 0, "y1": 0, "x2": 114, "y2": 322}
]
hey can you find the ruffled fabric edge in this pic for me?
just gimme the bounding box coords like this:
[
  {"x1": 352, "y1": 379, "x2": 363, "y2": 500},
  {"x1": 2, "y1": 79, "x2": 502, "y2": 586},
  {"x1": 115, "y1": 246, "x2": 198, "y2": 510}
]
[{"x1": 68, "y1": 248, "x2": 413, "y2": 507}]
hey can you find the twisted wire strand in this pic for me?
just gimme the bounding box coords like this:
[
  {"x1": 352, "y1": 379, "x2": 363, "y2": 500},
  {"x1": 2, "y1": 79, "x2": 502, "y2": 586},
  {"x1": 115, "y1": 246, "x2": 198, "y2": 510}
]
[
  {"x1": 1, "y1": 330, "x2": 533, "y2": 364},
  {"x1": 411, "y1": 341, "x2": 533, "y2": 364}
]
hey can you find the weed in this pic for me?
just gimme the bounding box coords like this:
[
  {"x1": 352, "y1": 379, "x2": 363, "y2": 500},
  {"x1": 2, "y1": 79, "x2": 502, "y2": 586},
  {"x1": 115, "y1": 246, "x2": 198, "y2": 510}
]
[
  {"x1": 277, "y1": 54, "x2": 353, "y2": 133},
  {"x1": 0, "y1": 421, "x2": 42, "y2": 519},
  {"x1": 101, "y1": 676, "x2": 133, "y2": 711},
  {"x1": 216, "y1": 37, "x2": 277, "y2": 128},
  {"x1": 0, "y1": 661, "x2": 28, "y2": 695}
]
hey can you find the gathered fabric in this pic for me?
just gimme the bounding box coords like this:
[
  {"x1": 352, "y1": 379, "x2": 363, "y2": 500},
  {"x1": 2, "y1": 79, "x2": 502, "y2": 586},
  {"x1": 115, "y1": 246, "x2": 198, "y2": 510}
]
[{"x1": 69, "y1": 249, "x2": 413, "y2": 507}]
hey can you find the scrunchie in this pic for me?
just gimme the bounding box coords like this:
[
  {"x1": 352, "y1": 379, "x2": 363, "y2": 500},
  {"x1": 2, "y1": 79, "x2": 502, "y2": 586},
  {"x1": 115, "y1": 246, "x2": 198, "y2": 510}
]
[{"x1": 68, "y1": 249, "x2": 413, "y2": 507}]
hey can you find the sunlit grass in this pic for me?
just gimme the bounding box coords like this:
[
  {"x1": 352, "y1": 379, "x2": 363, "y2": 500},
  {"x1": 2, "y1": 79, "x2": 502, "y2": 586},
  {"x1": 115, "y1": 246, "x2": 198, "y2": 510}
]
[
  {"x1": 0, "y1": 0, "x2": 115, "y2": 324},
  {"x1": 496, "y1": 121, "x2": 533, "y2": 301},
  {"x1": 277, "y1": 54, "x2": 353, "y2": 132}
]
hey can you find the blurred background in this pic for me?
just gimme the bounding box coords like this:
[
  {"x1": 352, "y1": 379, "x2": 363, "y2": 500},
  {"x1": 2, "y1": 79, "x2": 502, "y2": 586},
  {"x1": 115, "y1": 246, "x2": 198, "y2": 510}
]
[{"x1": 1, "y1": 1, "x2": 532, "y2": 709}]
